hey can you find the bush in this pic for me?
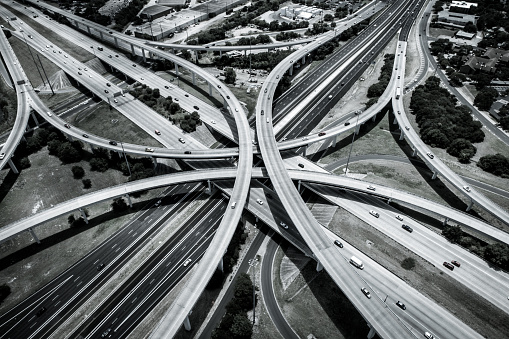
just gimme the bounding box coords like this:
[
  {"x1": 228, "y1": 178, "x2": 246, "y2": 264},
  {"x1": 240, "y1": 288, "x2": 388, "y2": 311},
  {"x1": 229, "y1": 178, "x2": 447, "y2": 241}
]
[
  {"x1": 72, "y1": 166, "x2": 85, "y2": 179},
  {"x1": 82, "y1": 178, "x2": 92, "y2": 189},
  {"x1": 18, "y1": 157, "x2": 31, "y2": 169},
  {"x1": 68, "y1": 214, "x2": 76, "y2": 225},
  {"x1": 111, "y1": 197, "x2": 128, "y2": 213},
  {"x1": 90, "y1": 157, "x2": 110, "y2": 172},
  {"x1": 477, "y1": 153, "x2": 509, "y2": 177},
  {"x1": 0, "y1": 284, "x2": 11, "y2": 305},
  {"x1": 401, "y1": 257, "x2": 416, "y2": 270},
  {"x1": 442, "y1": 225, "x2": 462, "y2": 243},
  {"x1": 446, "y1": 138, "x2": 476, "y2": 162}
]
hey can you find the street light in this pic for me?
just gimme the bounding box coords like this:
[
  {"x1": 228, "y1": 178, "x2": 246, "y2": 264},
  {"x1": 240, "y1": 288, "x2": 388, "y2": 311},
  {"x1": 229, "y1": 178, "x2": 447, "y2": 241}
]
[
  {"x1": 344, "y1": 110, "x2": 361, "y2": 176},
  {"x1": 120, "y1": 141, "x2": 132, "y2": 177},
  {"x1": 19, "y1": 30, "x2": 45, "y2": 86}
]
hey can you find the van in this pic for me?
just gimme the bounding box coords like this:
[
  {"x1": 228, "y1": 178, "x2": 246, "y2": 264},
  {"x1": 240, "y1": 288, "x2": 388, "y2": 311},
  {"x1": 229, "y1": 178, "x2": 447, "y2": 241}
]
[
  {"x1": 350, "y1": 256, "x2": 364, "y2": 269},
  {"x1": 231, "y1": 202, "x2": 236, "y2": 209}
]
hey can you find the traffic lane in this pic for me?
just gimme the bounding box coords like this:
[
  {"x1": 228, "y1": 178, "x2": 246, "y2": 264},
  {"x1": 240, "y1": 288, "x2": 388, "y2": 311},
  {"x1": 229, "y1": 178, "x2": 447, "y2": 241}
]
[{"x1": 2, "y1": 184, "x2": 203, "y2": 339}]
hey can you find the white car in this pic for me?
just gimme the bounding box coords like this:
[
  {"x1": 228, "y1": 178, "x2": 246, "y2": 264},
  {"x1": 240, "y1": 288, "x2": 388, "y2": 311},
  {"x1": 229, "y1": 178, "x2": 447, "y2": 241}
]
[
  {"x1": 256, "y1": 199, "x2": 263, "y2": 205},
  {"x1": 178, "y1": 138, "x2": 185, "y2": 144},
  {"x1": 280, "y1": 222, "x2": 289, "y2": 229},
  {"x1": 0, "y1": 153, "x2": 5, "y2": 160},
  {"x1": 369, "y1": 210, "x2": 379, "y2": 218},
  {"x1": 46, "y1": 111, "x2": 52, "y2": 117},
  {"x1": 183, "y1": 258, "x2": 192, "y2": 267},
  {"x1": 367, "y1": 185, "x2": 375, "y2": 191},
  {"x1": 424, "y1": 332, "x2": 435, "y2": 339},
  {"x1": 211, "y1": 120, "x2": 216, "y2": 124},
  {"x1": 426, "y1": 152, "x2": 434, "y2": 159},
  {"x1": 463, "y1": 185, "x2": 471, "y2": 192}
]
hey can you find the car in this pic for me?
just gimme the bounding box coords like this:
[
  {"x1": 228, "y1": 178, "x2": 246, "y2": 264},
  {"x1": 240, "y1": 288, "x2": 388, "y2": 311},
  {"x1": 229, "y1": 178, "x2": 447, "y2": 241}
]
[
  {"x1": 53, "y1": 50, "x2": 56, "y2": 53},
  {"x1": 46, "y1": 111, "x2": 52, "y2": 117},
  {"x1": 36, "y1": 307, "x2": 47, "y2": 317},
  {"x1": 281, "y1": 137, "x2": 287, "y2": 141},
  {"x1": 64, "y1": 123, "x2": 71, "y2": 129},
  {"x1": 97, "y1": 263, "x2": 105, "y2": 271},
  {"x1": 451, "y1": 260, "x2": 461, "y2": 267},
  {"x1": 369, "y1": 210, "x2": 379, "y2": 218},
  {"x1": 395, "y1": 301, "x2": 406, "y2": 310},
  {"x1": 261, "y1": 110, "x2": 264, "y2": 115},
  {"x1": 319, "y1": 132, "x2": 326, "y2": 136},
  {"x1": 108, "y1": 55, "x2": 112, "y2": 58},
  {"x1": 231, "y1": 202, "x2": 236, "y2": 209},
  {"x1": 211, "y1": 120, "x2": 216, "y2": 124},
  {"x1": 113, "y1": 99, "x2": 118, "y2": 103},
  {"x1": 109, "y1": 140, "x2": 117, "y2": 146},
  {"x1": 402, "y1": 224, "x2": 413, "y2": 233},
  {"x1": 145, "y1": 147, "x2": 154, "y2": 152},
  {"x1": 298, "y1": 163, "x2": 304, "y2": 168},
  {"x1": 193, "y1": 106, "x2": 199, "y2": 110},
  {"x1": 82, "y1": 134, "x2": 89, "y2": 138},
  {"x1": 78, "y1": 71, "x2": 82, "y2": 75},
  {"x1": 115, "y1": 54, "x2": 119, "y2": 57},
  {"x1": 344, "y1": 122, "x2": 350, "y2": 126},
  {"x1": 397, "y1": 75, "x2": 400, "y2": 79},
  {"x1": 256, "y1": 198, "x2": 263, "y2": 205},
  {"x1": 0, "y1": 153, "x2": 5, "y2": 160},
  {"x1": 235, "y1": 108, "x2": 239, "y2": 112},
  {"x1": 397, "y1": 110, "x2": 401, "y2": 115},
  {"x1": 328, "y1": 95, "x2": 333, "y2": 100},
  {"x1": 217, "y1": 85, "x2": 221, "y2": 88},
  {"x1": 226, "y1": 95, "x2": 230, "y2": 99},
  {"x1": 106, "y1": 83, "x2": 111, "y2": 87},
  {"x1": 302, "y1": 137, "x2": 308, "y2": 141},
  {"x1": 266, "y1": 118, "x2": 270, "y2": 123},
  {"x1": 443, "y1": 262, "x2": 454, "y2": 270},
  {"x1": 140, "y1": 77, "x2": 144, "y2": 80},
  {"x1": 154, "y1": 199, "x2": 162, "y2": 207},
  {"x1": 89, "y1": 75, "x2": 92, "y2": 78},
  {"x1": 396, "y1": 215, "x2": 403, "y2": 221},
  {"x1": 252, "y1": 140, "x2": 258, "y2": 145},
  {"x1": 280, "y1": 222, "x2": 289, "y2": 229},
  {"x1": 264, "y1": 89, "x2": 268, "y2": 93},
  {"x1": 132, "y1": 64, "x2": 136, "y2": 67},
  {"x1": 104, "y1": 90, "x2": 109, "y2": 93},
  {"x1": 426, "y1": 152, "x2": 434, "y2": 159},
  {"x1": 405, "y1": 126, "x2": 410, "y2": 130},
  {"x1": 361, "y1": 287, "x2": 371, "y2": 299},
  {"x1": 334, "y1": 240, "x2": 343, "y2": 248},
  {"x1": 185, "y1": 94, "x2": 189, "y2": 97},
  {"x1": 424, "y1": 332, "x2": 435, "y2": 339},
  {"x1": 101, "y1": 328, "x2": 112, "y2": 338},
  {"x1": 183, "y1": 258, "x2": 192, "y2": 267},
  {"x1": 178, "y1": 138, "x2": 185, "y2": 144},
  {"x1": 164, "y1": 85, "x2": 169, "y2": 89},
  {"x1": 155, "y1": 130, "x2": 161, "y2": 135},
  {"x1": 184, "y1": 151, "x2": 192, "y2": 154},
  {"x1": 367, "y1": 185, "x2": 375, "y2": 191},
  {"x1": 463, "y1": 186, "x2": 471, "y2": 192},
  {"x1": 64, "y1": 54, "x2": 67, "y2": 58}
]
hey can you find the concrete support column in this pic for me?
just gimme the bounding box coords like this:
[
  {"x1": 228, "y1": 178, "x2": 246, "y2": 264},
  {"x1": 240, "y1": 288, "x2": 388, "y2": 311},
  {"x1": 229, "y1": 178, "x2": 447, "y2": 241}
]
[
  {"x1": 297, "y1": 180, "x2": 302, "y2": 193},
  {"x1": 431, "y1": 171, "x2": 437, "y2": 180},
  {"x1": 130, "y1": 43, "x2": 135, "y2": 56},
  {"x1": 149, "y1": 51, "x2": 153, "y2": 59},
  {"x1": 393, "y1": 117, "x2": 398, "y2": 125},
  {"x1": 387, "y1": 197, "x2": 392, "y2": 204},
  {"x1": 152, "y1": 157, "x2": 158, "y2": 169},
  {"x1": 89, "y1": 143, "x2": 95, "y2": 153},
  {"x1": 218, "y1": 256, "x2": 224, "y2": 272},
  {"x1": 117, "y1": 151, "x2": 123, "y2": 158},
  {"x1": 8, "y1": 159, "x2": 19, "y2": 174},
  {"x1": 219, "y1": 50, "x2": 222, "y2": 57},
  {"x1": 141, "y1": 47, "x2": 147, "y2": 62},
  {"x1": 223, "y1": 98, "x2": 227, "y2": 107},
  {"x1": 79, "y1": 208, "x2": 89, "y2": 224},
  {"x1": 29, "y1": 228, "x2": 40, "y2": 244},
  {"x1": 30, "y1": 111, "x2": 39, "y2": 126},
  {"x1": 412, "y1": 148, "x2": 417, "y2": 157},
  {"x1": 244, "y1": 50, "x2": 247, "y2": 56},
  {"x1": 114, "y1": 36, "x2": 118, "y2": 47},
  {"x1": 87, "y1": 26, "x2": 91, "y2": 35},
  {"x1": 255, "y1": 216, "x2": 259, "y2": 222},
  {"x1": 466, "y1": 200, "x2": 474, "y2": 212},
  {"x1": 372, "y1": 114, "x2": 376, "y2": 122},
  {"x1": 175, "y1": 64, "x2": 179, "y2": 75},
  {"x1": 301, "y1": 145, "x2": 307, "y2": 157},
  {"x1": 206, "y1": 180, "x2": 216, "y2": 195},
  {"x1": 183, "y1": 315, "x2": 191, "y2": 331},
  {"x1": 301, "y1": 55, "x2": 306, "y2": 64},
  {"x1": 67, "y1": 135, "x2": 74, "y2": 142},
  {"x1": 289, "y1": 64, "x2": 293, "y2": 76},
  {"x1": 192, "y1": 72, "x2": 196, "y2": 85},
  {"x1": 367, "y1": 324, "x2": 376, "y2": 339},
  {"x1": 124, "y1": 194, "x2": 132, "y2": 208},
  {"x1": 316, "y1": 260, "x2": 323, "y2": 272},
  {"x1": 331, "y1": 136, "x2": 337, "y2": 148},
  {"x1": 399, "y1": 131, "x2": 404, "y2": 140},
  {"x1": 208, "y1": 83, "x2": 212, "y2": 96},
  {"x1": 99, "y1": 31, "x2": 103, "y2": 41},
  {"x1": 443, "y1": 217, "x2": 449, "y2": 226}
]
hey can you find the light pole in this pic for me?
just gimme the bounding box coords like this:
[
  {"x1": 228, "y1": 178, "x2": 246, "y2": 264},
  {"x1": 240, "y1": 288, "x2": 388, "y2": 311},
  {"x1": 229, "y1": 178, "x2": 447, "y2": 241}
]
[
  {"x1": 36, "y1": 54, "x2": 54, "y2": 95},
  {"x1": 19, "y1": 30, "x2": 45, "y2": 86},
  {"x1": 248, "y1": 257, "x2": 258, "y2": 325},
  {"x1": 344, "y1": 110, "x2": 360, "y2": 176},
  {"x1": 120, "y1": 141, "x2": 132, "y2": 177}
]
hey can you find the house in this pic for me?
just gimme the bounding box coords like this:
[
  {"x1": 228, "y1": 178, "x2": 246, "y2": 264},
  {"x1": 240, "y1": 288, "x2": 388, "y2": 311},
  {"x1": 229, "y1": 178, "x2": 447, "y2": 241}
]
[
  {"x1": 450, "y1": 1, "x2": 478, "y2": 14},
  {"x1": 484, "y1": 48, "x2": 509, "y2": 64},
  {"x1": 460, "y1": 56, "x2": 497, "y2": 74}
]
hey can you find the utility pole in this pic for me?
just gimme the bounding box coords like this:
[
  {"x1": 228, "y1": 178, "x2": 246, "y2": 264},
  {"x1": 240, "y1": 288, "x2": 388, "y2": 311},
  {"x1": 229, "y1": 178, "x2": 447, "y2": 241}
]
[
  {"x1": 120, "y1": 141, "x2": 132, "y2": 177},
  {"x1": 36, "y1": 54, "x2": 54, "y2": 95},
  {"x1": 20, "y1": 30, "x2": 45, "y2": 86},
  {"x1": 344, "y1": 110, "x2": 360, "y2": 176}
]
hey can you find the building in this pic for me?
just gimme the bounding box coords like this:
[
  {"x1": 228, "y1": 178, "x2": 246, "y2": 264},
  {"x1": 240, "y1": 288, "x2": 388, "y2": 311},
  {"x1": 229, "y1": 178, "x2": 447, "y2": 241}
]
[
  {"x1": 460, "y1": 56, "x2": 497, "y2": 74},
  {"x1": 450, "y1": 1, "x2": 478, "y2": 14},
  {"x1": 484, "y1": 48, "x2": 509, "y2": 64},
  {"x1": 437, "y1": 11, "x2": 479, "y2": 28},
  {"x1": 455, "y1": 30, "x2": 476, "y2": 40},
  {"x1": 158, "y1": 0, "x2": 188, "y2": 8},
  {"x1": 140, "y1": 5, "x2": 174, "y2": 20}
]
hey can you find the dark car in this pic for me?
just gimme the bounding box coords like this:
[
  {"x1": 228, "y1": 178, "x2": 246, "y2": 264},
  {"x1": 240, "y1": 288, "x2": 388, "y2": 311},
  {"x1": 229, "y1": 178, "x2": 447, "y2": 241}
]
[
  {"x1": 402, "y1": 224, "x2": 413, "y2": 233},
  {"x1": 298, "y1": 163, "x2": 304, "y2": 168},
  {"x1": 106, "y1": 83, "x2": 111, "y2": 87},
  {"x1": 82, "y1": 134, "x2": 89, "y2": 138},
  {"x1": 443, "y1": 262, "x2": 454, "y2": 270},
  {"x1": 226, "y1": 95, "x2": 230, "y2": 99},
  {"x1": 185, "y1": 94, "x2": 189, "y2": 97},
  {"x1": 318, "y1": 132, "x2": 326, "y2": 136},
  {"x1": 109, "y1": 141, "x2": 117, "y2": 146},
  {"x1": 193, "y1": 106, "x2": 199, "y2": 110},
  {"x1": 36, "y1": 307, "x2": 47, "y2": 317},
  {"x1": 334, "y1": 240, "x2": 343, "y2": 248},
  {"x1": 97, "y1": 263, "x2": 105, "y2": 271},
  {"x1": 164, "y1": 86, "x2": 169, "y2": 89},
  {"x1": 104, "y1": 89, "x2": 109, "y2": 93},
  {"x1": 261, "y1": 110, "x2": 264, "y2": 115},
  {"x1": 395, "y1": 301, "x2": 406, "y2": 310},
  {"x1": 451, "y1": 260, "x2": 461, "y2": 267},
  {"x1": 64, "y1": 123, "x2": 71, "y2": 129},
  {"x1": 344, "y1": 122, "x2": 350, "y2": 126},
  {"x1": 101, "y1": 328, "x2": 112, "y2": 337},
  {"x1": 184, "y1": 151, "x2": 191, "y2": 154},
  {"x1": 132, "y1": 64, "x2": 137, "y2": 67}
]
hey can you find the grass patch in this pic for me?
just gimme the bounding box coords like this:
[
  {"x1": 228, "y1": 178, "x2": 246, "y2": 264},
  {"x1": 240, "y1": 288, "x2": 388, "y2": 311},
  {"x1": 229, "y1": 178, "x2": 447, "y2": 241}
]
[{"x1": 0, "y1": 72, "x2": 17, "y2": 135}]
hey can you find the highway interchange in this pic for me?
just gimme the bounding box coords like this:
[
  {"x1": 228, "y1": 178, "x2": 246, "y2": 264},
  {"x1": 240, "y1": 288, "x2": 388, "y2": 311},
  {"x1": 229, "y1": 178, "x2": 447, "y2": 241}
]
[{"x1": 0, "y1": 0, "x2": 509, "y2": 338}]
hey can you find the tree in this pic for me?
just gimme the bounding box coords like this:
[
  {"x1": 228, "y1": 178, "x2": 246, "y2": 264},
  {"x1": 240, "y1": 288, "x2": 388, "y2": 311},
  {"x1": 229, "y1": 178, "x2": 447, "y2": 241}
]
[
  {"x1": 324, "y1": 13, "x2": 334, "y2": 22},
  {"x1": 233, "y1": 273, "x2": 255, "y2": 310},
  {"x1": 72, "y1": 166, "x2": 85, "y2": 179},
  {"x1": 401, "y1": 257, "x2": 415, "y2": 270},
  {"x1": 230, "y1": 313, "x2": 253, "y2": 339},
  {"x1": 463, "y1": 21, "x2": 477, "y2": 33},
  {"x1": 500, "y1": 116, "x2": 509, "y2": 131},
  {"x1": 169, "y1": 102, "x2": 180, "y2": 114},
  {"x1": 474, "y1": 88, "x2": 498, "y2": 111},
  {"x1": 82, "y1": 178, "x2": 92, "y2": 189},
  {"x1": 484, "y1": 243, "x2": 509, "y2": 270},
  {"x1": 58, "y1": 142, "x2": 81, "y2": 163},
  {"x1": 111, "y1": 198, "x2": 128, "y2": 213},
  {"x1": 224, "y1": 67, "x2": 236, "y2": 84},
  {"x1": 477, "y1": 153, "x2": 509, "y2": 177},
  {"x1": 446, "y1": 138, "x2": 476, "y2": 161},
  {"x1": 0, "y1": 284, "x2": 11, "y2": 305},
  {"x1": 90, "y1": 157, "x2": 109, "y2": 172},
  {"x1": 18, "y1": 157, "x2": 31, "y2": 169},
  {"x1": 68, "y1": 214, "x2": 76, "y2": 225},
  {"x1": 443, "y1": 225, "x2": 462, "y2": 243}
]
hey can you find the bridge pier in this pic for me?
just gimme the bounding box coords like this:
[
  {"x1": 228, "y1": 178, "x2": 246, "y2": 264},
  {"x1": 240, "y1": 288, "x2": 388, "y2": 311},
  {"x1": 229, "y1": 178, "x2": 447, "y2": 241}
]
[
  {"x1": 217, "y1": 256, "x2": 224, "y2": 272},
  {"x1": 67, "y1": 135, "x2": 74, "y2": 142},
  {"x1": 367, "y1": 323, "x2": 377, "y2": 339},
  {"x1": 431, "y1": 171, "x2": 437, "y2": 180},
  {"x1": 114, "y1": 36, "x2": 118, "y2": 47},
  {"x1": 208, "y1": 83, "x2": 212, "y2": 96},
  {"x1": 354, "y1": 124, "x2": 360, "y2": 135},
  {"x1": 29, "y1": 228, "x2": 40, "y2": 244},
  {"x1": 175, "y1": 64, "x2": 179, "y2": 76},
  {"x1": 301, "y1": 55, "x2": 306, "y2": 64},
  {"x1": 412, "y1": 148, "x2": 417, "y2": 157},
  {"x1": 152, "y1": 157, "x2": 158, "y2": 170},
  {"x1": 124, "y1": 194, "x2": 132, "y2": 208},
  {"x1": 219, "y1": 50, "x2": 222, "y2": 57},
  {"x1": 301, "y1": 145, "x2": 307, "y2": 157},
  {"x1": 297, "y1": 180, "x2": 302, "y2": 193},
  {"x1": 316, "y1": 260, "x2": 323, "y2": 272},
  {"x1": 79, "y1": 208, "x2": 89, "y2": 224},
  {"x1": 372, "y1": 114, "x2": 376, "y2": 122},
  {"x1": 466, "y1": 200, "x2": 474, "y2": 212},
  {"x1": 130, "y1": 43, "x2": 135, "y2": 56},
  {"x1": 330, "y1": 136, "x2": 337, "y2": 148},
  {"x1": 30, "y1": 111, "x2": 40, "y2": 126},
  {"x1": 289, "y1": 64, "x2": 293, "y2": 76},
  {"x1": 99, "y1": 31, "x2": 104, "y2": 41},
  {"x1": 393, "y1": 117, "x2": 398, "y2": 125},
  {"x1": 192, "y1": 72, "x2": 196, "y2": 85},
  {"x1": 141, "y1": 47, "x2": 147, "y2": 62},
  {"x1": 183, "y1": 314, "x2": 192, "y2": 331},
  {"x1": 206, "y1": 180, "x2": 217, "y2": 195},
  {"x1": 399, "y1": 131, "x2": 404, "y2": 140},
  {"x1": 443, "y1": 217, "x2": 449, "y2": 226},
  {"x1": 8, "y1": 159, "x2": 19, "y2": 174},
  {"x1": 87, "y1": 26, "x2": 91, "y2": 35},
  {"x1": 387, "y1": 197, "x2": 392, "y2": 204}
]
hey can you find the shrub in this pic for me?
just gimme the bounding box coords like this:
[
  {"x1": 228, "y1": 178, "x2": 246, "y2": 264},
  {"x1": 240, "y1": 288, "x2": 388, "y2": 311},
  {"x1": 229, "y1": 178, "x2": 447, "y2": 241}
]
[
  {"x1": 401, "y1": 257, "x2": 416, "y2": 270},
  {"x1": 82, "y1": 178, "x2": 92, "y2": 189},
  {"x1": 72, "y1": 166, "x2": 85, "y2": 179}
]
